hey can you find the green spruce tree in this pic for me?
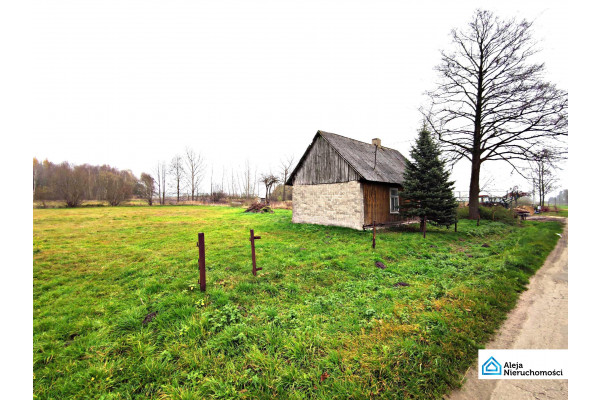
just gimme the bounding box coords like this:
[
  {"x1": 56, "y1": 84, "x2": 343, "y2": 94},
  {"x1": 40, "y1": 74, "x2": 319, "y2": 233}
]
[{"x1": 402, "y1": 125, "x2": 458, "y2": 238}]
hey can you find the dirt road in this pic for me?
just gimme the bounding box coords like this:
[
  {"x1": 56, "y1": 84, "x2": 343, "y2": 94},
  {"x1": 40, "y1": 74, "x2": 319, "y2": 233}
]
[{"x1": 449, "y1": 217, "x2": 568, "y2": 400}]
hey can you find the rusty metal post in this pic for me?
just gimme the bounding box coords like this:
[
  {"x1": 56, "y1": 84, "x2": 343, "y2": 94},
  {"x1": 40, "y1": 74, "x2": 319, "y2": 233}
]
[
  {"x1": 250, "y1": 229, "x2": 262, "y2": 276},
  {"x1": 372, "y1": 221, "x2": 376, "y2": 249},
  {"x1": 197, "y1": 233, "x2": 206, "y2": 292}
]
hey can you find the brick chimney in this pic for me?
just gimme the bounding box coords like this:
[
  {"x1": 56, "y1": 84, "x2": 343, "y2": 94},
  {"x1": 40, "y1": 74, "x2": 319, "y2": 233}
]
[{"x1": 372, "y1": 138, "x2": 381, "y2": 148}]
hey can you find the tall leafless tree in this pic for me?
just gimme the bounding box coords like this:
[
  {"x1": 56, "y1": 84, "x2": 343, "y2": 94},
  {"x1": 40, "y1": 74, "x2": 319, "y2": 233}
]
[
  {"x1": 155, "y1": 161, "x2": 167, "y2": 205},
  {"x1": 221, "y1": 166, "x2": 226, "y2": 197},
  {"x1": 184, "y1": 148, "x2": 205, "y2": 201},
  {"x1": 210, "y1": 166, "x2": 214, "y2": 197},
  {"x1": 529, "y1": 149, "x2": 559, "y2": 207},
  {"x1": 280, "y1": 155, "x2": 295, "y2": 201},
  {"x1": 33, "y1": 158, "x2": 39, "y2": 200},
  {"x1": 422, "y1": 9, "x2": 568, "y2": 219},
  {"x1": 230, "y1": 169, "x2": 236, "y2": 197},
  {"x1": 169, "y1": 154, "x2": 184, "y2": 203},
  {"x1": 242, "y1": 160, "x2": 255, "y2": 199}
]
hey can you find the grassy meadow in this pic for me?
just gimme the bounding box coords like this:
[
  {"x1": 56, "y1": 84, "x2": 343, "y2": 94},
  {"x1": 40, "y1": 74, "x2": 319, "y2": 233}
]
[
  {"x1": 33, "y1": 206, "x2": 563, "y2": 399},
  {"x1": 546, "y1": 205, "x2": 568, "y2": 218}
]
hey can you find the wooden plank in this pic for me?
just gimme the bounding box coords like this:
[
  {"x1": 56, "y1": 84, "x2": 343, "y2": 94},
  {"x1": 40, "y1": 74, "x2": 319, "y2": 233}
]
[
  {"x1": 363, "y1": 182, "x2": 405, "y2": 225},
  {"x1": 292, "y1": 136, "x2": 361, "y2": 185}
]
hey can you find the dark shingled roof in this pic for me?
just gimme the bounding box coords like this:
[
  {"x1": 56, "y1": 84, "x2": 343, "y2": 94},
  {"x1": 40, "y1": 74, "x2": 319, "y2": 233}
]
[{"x1": 288, "y1": 130, "x2": 409, "y2": 185}]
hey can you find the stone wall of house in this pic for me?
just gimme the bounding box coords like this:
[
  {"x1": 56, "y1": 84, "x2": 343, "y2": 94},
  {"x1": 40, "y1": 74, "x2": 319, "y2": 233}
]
[{"x1": 292, "y1": 181, "x2": 364, "y2": 230}]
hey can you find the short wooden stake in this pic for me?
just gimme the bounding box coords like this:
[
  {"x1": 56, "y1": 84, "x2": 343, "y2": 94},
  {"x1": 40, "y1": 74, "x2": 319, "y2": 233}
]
[{"x1": 250, "y1": 229, "x2": 262, "y2": 276}]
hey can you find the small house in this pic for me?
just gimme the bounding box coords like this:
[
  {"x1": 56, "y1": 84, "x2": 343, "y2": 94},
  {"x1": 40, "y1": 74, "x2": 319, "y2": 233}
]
[{"x1": 286, "y1": 130, "x2": 409, "y2": 230}]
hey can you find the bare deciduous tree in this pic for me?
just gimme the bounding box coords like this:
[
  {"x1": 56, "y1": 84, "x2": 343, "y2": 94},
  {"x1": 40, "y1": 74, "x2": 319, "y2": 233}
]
[
  {"x1": 529, "y1": 149, "x2": 559, "y2": 207},
  {"x1": 53, "y1": 162, "x2": 87, "y2": 207},
  {"x1": 423, "y1": 9, "x2": 568, "y2": 219},
  {"x1": 184, "y1": 148, "x2": 205, "y2": 201},
  {"x1": 155, "y1": 161, "x2": 167, "y2": 205},
  {"x1": 33, "y1": 158, "x2": 55, "y2": 206},
  {"x1": 140, "y1": 173, "x2": 155, "y2": 205},
  {"x1": 169, "y1": 155, "x2": 184, "y2": 203},
  {"x1": 101, "y1": 168, "x2": 135, "y2": 206},
  {"x1": 280, "y1": 155, "x2": 295, "y2": 201},
  {"x1": 230, "y1": 169, "x2": 236, "y2": 197},
  {"x1": 242, "y1": 160, "x2": 256, "y2": 199},
  {"x1": 210, "y1": 166, "x2": 214, "y2": 197},
  {"x1": 33, "y1": 158, "x2": 39, "y2": 200}
]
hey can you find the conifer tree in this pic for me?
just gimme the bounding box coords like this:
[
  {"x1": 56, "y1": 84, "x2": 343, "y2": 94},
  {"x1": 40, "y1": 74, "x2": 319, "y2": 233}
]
[{"x1": 402, "y1": 126, "x2": 458, "y2": 238}]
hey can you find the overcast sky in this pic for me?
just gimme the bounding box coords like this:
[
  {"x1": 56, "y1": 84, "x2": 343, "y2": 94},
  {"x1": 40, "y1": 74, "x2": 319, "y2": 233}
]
[{"x1": 27, "y1": 0, "x2": 568, "y2": 197}]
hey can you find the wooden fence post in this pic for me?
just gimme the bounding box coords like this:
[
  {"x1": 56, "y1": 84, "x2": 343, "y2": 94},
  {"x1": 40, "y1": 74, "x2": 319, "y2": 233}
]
[
  {"x1": 250, "y1": 229, "x2": 262, "y2": 276},
  {"x1": 372, "y1": 221, "x2": 376, "y2": 249},
  {"x1": 197, "y1": 233, "x2": 206, "y2": 292}
]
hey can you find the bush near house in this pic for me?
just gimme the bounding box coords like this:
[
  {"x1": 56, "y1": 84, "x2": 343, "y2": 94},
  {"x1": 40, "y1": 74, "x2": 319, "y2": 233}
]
[
  {"x1": 33, "y1": 206, "x2": 562, "y2": 399},
  {"x1": 457, "y1": 206, "x2": 519, "y2": 225}
]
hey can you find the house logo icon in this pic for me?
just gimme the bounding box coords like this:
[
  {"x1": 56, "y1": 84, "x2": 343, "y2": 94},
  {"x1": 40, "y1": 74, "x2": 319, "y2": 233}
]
[{"x1": 482, "y1": 356, "x2": 502, "y2": 375}]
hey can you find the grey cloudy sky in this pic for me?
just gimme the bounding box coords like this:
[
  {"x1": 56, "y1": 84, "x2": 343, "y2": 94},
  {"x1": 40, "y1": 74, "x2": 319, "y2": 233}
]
[{"x1": 28, "y1": 0, "x2": 568, "y2": 197}]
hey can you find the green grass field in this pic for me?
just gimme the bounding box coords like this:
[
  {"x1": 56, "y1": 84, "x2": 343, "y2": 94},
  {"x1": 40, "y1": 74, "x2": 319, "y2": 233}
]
[
  {"x1": 546, "y1": 205, "x2": 568, "y2": 218},
  {"x1": 33, "y1": 206, "x2": 563, "y2": 399}
]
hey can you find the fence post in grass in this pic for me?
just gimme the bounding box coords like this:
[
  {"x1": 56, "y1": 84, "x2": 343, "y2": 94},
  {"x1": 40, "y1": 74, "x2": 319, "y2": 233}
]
[
  {"x1": 454, "y1": 220, "x2": 457, "y2": 232},
  {"x1": 372, "y1": 220, "x2": 376, "y2": 249},
  {"x1": 477, "y1": 214, "x2": 480, "y2": 226},
  {"x1": 250, "y1": 229, "x2": 262, "y2": 276},
  {"x1": 197, "y1": 233, "x2": 206, "y2": 292}
]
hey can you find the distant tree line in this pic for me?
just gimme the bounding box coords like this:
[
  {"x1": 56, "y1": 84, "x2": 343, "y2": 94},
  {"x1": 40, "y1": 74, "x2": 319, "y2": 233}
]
[
  {"x1": 33, "y1": 152, "x2": 295, "y2": 207},
  {"x1": 33, "y1": 159, "x2": 138, "y2": 207}
]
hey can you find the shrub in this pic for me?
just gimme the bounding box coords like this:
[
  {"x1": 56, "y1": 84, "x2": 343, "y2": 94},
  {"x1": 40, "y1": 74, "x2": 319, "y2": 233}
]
[
  {"x1": 209, "y1": 191, "x2": 227, "y2": 203},
  {"x1": 457, "y1": 206, "x2": 516, "y2": 225}
]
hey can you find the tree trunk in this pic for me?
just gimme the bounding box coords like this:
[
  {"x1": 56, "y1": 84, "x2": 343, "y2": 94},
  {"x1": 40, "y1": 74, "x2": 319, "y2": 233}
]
[
  {"x1": 468, "y1": 158, "x2": 481, "y2": 219},
  {"x1": 469, "y1": 47, "x2": 484, "y2": 220}
]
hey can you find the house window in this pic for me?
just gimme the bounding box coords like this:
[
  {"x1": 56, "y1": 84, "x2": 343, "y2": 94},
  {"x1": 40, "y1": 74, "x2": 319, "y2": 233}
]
[{"x1": 390, "y1": 188, "x2": 399, "y2": 214}]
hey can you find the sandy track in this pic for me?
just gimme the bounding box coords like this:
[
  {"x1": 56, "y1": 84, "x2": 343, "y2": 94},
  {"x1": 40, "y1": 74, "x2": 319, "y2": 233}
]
[{"x1": 448, "y1": 217, "x2": 568, "y2": 400}]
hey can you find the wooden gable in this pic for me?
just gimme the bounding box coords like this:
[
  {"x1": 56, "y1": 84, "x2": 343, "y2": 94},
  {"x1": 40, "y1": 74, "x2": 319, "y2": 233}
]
[{"x1": 290, "y1": 135, "x2": 361, "y2": 185}]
